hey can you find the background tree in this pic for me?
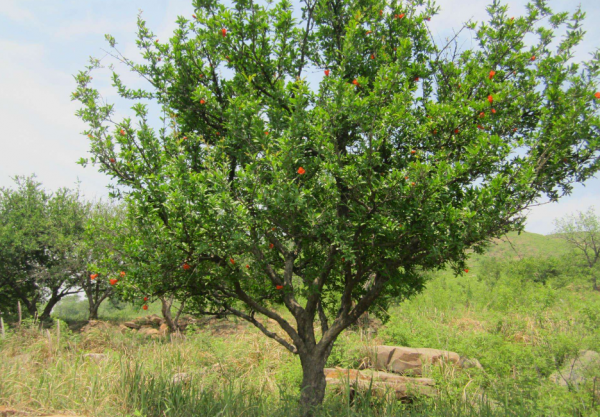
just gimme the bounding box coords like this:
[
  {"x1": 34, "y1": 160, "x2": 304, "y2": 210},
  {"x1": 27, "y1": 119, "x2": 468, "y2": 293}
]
[
  {"x1": 79, "y1": 200, "x2": 128, "y2": 320},
  {"x1": 74, "y1": 0, "x2": 600, "y2": 413},
  {"x1": 553, "y1": 207, "x2": 600, "y2": 291},
  {"x1": 0, "y1": 176, "x2": 90, "y2": 322}
]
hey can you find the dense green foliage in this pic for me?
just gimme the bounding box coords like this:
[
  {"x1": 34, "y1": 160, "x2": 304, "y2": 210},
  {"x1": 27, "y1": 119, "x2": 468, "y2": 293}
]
[
  {"x1": 553, "y1": 207, "x2": 600, "y2": 290},
  {"x1": 0, "y1": 176, "x2": 90, "y2": 321},
  {"x1": 72, "y1": 0, "x2": 600, "y2": 410}
]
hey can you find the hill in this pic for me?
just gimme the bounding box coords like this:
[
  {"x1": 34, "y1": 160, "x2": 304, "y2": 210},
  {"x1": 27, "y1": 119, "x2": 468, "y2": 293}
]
[{"x1": 472, "y1": 231, "x2": 571, "y2": 261}]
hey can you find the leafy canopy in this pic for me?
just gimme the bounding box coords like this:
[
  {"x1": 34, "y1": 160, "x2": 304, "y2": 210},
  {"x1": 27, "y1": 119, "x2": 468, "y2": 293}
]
[{"x1": 73, "y1": 0, "x2": 600, "y2": 358}]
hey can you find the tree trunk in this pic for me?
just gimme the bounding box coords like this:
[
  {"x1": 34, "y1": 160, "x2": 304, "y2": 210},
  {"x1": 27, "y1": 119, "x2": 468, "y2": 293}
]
[
  {"x1": 21, "y1": 297, "x2": 38, "y2": 317},
  {"x1": 88, "y1": 303, "x2": 99, "y2": 320},
  {"x1": 160, "y1": 296, "x2": 178, "y2": 333},
  {"x1": 299, "y1": 351, "x2": 329, "y2": 417},
  {"x1": 39, "y1": 296, "x2": 61, "y2": 322}
]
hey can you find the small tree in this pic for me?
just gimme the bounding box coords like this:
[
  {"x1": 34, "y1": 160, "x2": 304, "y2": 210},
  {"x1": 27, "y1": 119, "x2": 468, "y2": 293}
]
[
  {"x1": 74, "y1": 0, "x2": 600, "y2": 412},
  {"x1": 0, "y1": 176, "x2": 90, "y2": 321},
  {"x1": 553, "y1": 207, "x2": 600, "y2": 290}
]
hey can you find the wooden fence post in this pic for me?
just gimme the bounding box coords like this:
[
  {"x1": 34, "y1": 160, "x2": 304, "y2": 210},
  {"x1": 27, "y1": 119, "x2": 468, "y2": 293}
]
[
  {"x1": 17, "y1": 301, "x2": 22, "y2": 327},
  {"x1": 0, "y1": 316, "x2": 5, "y2": 339}
]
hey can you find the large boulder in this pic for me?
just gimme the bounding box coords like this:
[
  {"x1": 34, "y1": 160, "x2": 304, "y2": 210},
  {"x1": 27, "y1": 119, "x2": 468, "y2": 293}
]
[
  {"x1": 325, "y1": 367, "x2": 436, "y2": 400},
  {"x1": 550, "y1": 350, "x2": 600, "y2": 389},
  {"x1": 122, "y1": 321, "x2": 140, "y2": 330},
  {"x1": 373, "y1": 346, "x2": 460, "y2": 376}
]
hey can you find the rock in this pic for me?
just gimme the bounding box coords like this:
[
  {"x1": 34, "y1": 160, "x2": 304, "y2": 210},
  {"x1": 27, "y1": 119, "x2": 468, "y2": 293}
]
[
  {"x1": 459, "y1": 357, "x2": 483, "y2": 370},
  {"x1": 550, "y1": 350, "x2": 600, "y2": 388},
  {"x1": 325, "y1": 367, "x2": 436, "y2": 400},
  {"x1": 172, "y1": 372, "x2": 191, "y2": 384},
  {"x1": 83, "y1": 353, "x2": 107, "y2": 362},
  {"x1": 138, "y1": 328, "x2": 161, "y2": 337},
  {"x1": 373, "y1": 346, "x2": 460, "y2": 376},
  {"x1": 122, "y1": 321, "x2": 140, "y2": 330},
  {"x1": 149, "y1": 315, "x2": 163, "y2": 326}
]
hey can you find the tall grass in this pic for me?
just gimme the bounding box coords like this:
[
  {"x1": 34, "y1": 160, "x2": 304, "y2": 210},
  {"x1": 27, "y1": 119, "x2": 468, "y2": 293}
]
[{"x1": 2, "y1": 256, "x2": 600, "y2": 416}]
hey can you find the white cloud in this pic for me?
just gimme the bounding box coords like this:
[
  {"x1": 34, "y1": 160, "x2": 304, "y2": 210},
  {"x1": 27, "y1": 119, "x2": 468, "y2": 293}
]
[
  {"x1": 0, "y1": 0, "x2": 35, "y2": 23},
  {"x1": 524, "y1": 183, "x2": 600, "y2": 234}
]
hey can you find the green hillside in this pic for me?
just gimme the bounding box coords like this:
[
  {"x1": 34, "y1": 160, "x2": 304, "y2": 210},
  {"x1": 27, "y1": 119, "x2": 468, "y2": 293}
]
[{"x1": 472, "y1": 231, "x2": 571, "y2": 261}]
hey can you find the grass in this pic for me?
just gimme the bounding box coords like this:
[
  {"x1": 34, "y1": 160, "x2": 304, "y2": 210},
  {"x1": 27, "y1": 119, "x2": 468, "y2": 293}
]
[
  {"x1": 1, "y1": 232, "x2": 599, "y2": 416},
  {"x1": 472, "y1": 231, "x2": 571, "y2": 262}
]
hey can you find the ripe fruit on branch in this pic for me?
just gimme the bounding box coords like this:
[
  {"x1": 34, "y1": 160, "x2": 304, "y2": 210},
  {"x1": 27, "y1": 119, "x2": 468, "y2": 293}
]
[
  {"x1": 142, "y1": 305, "x2": 148, "y2": 310},
  {"x1": 200, "y1": 99, "x2": 206, "y2": 104},
  {"x1": 120, "y1": 271, "x2": 126, "y2": 277},
  {"x1": 276, "y1": 285, "x2": 284, "y2": 290},
  {"x1": 479, "y1": 112, "x2": 485, "y2": 118},
  {"x1": 491, "y1": 108, "x2": 496, "y2": 114},
  {"x1": 370, "y1": 54, "x2": 375, "y2": 60},
  {"x1": 269, "y1": 243, "x2": 274, "y2": 249},
  {"x1": 454, "y1": 128, "x2": 459, "y2": 134},
  {"x1": 109, "y1": 158, "x2": 116, "y2": 163},
  {"x1": 246, "y1": 264, "x2": 250, "y2": 268},
  {"x1": 595, "y1": 92, "x2": 600, "y2": 99},
  {"x1": 464, "y1": 269, "x2": 469, "y2": 273},
  {"x1": 144, "y1": 297, "x2": 148, "y2": 301},
  {"x1": 324, "y1": 70, "x2": 330, "y2": 76},
  {"x1": 530, "y1": 55, "x2": 536, "y2": 61},
  {"x1": 120, "y1": 129, "x2": 126, "y2": 136},
  {"x1": 410, "y1": 150, "x2": 416, "y2": 154},
  {"x1": 90, "y1": 273, "x2": 98, "y2": 280},
  {"x1": 297, "y1": 167, "x2": 306, "y2": 175},
  {"x1": 183, "y1": 263, "x2": 191, "y2": 270},
  {"x1": 230, "y1": 258, "x2": 235, "y2": 264},
  {"x1": 489, "y1": 70, "x2": 496, "y2": 79},
  {"x1": 488, "y1": 95, "x2": 493, "y2": 104},
  {"x1": 110, "y1": 279, "x2": 118, "y2": 285},
  {"x1": 352, "y1": 79, "x2": 359, "y2": 86},
  {"x1": 221, "y1": 28, "x2": 227, "y2": 37}
]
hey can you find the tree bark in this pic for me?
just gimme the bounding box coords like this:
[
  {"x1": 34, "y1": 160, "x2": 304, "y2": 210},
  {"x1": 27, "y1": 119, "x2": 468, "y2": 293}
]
[
  {"x1": 88, "y1": 302, "x2": 99, "y2": 320},
  {"x1": 39, "y1": 295, "x2": 61, "y2": 322},
  {"x1": 299, "y1": 350, "x2": 329, "y2": 417},
  {"x1": 160, "y1": 295, "x2": 179, "y2": 333}
]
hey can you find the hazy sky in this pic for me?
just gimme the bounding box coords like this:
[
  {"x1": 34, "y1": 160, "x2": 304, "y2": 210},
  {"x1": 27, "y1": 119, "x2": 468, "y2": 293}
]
[{"x1": 1, "y1": 0, "x2": 598, "y2": 235}]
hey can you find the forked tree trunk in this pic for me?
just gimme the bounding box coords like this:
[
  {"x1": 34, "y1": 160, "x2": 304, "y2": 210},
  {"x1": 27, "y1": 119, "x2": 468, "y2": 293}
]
[
  {"x1": 160, "y1": 295, "x2": 185, "y2": 333},
  {"x1": 299, "y1": 350, "x2": 330, "y2": 417}
]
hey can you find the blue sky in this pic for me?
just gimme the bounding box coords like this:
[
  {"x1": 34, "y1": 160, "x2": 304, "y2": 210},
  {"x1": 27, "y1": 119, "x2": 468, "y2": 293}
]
[{"x1": 0, "y1": 0, "x2": 598, "y2": 234}]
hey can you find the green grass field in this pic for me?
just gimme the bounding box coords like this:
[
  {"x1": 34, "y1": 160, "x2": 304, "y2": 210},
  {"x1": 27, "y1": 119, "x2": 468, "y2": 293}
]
[{"x1": 1, "y1": 232, "x2": 599, "y2": 417}]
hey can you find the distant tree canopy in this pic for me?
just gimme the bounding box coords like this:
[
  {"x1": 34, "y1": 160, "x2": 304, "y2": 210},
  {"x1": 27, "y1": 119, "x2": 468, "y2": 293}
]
[
  {"x1": 74, "y1": 0, "x2": 600, "y2": 413},
  {"x1": 554, "y1": 206, "x2": 600, "y2": 290},
  {"x1": 0, "y1": 176, "x2": 89, "y2": 321}
]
